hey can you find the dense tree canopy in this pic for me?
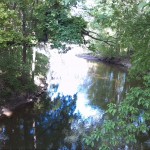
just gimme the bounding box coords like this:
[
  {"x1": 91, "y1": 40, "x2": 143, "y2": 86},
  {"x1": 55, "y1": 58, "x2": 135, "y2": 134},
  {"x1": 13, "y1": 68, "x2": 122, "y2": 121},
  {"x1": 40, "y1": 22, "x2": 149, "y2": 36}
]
[{"x1": 0, "y1": 0, "x2": 150, "y2": 149}]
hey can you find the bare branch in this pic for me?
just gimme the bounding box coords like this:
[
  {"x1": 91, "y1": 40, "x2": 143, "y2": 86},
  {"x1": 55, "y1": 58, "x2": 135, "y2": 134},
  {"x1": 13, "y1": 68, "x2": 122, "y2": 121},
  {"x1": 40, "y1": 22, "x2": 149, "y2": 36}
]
[{"x1": 83, "y1": 29, "x2": 115, "y2": 46}]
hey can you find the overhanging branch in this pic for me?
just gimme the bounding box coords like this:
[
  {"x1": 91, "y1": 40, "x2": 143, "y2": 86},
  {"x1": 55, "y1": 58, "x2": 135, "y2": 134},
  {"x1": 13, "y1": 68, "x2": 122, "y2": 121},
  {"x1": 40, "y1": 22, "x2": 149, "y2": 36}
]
[{"x1": 83, "y1": 29, "x2": 115, "y2": 46}]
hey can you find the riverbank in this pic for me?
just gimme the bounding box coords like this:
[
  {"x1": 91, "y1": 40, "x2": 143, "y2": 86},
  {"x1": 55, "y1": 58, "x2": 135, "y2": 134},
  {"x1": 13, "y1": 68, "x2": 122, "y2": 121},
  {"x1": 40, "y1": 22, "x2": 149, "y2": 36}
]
[
  {"x1": 0, "y1": 77, "x2": 48, "y2": 119},
  {"x1": 76, "y1": 53, "x2": 131, "y2": 69}
]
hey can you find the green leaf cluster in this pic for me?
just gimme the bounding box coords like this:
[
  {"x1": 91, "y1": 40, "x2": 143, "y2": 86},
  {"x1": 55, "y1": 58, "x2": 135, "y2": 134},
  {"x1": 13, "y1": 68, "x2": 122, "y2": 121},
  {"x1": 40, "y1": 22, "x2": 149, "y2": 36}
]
[
  {"x1": 34, "y1": 0, "x2": 86, "y2": 47},
  {"x1": 0, "y1": 3, "x2": 22, "y2": 46}
]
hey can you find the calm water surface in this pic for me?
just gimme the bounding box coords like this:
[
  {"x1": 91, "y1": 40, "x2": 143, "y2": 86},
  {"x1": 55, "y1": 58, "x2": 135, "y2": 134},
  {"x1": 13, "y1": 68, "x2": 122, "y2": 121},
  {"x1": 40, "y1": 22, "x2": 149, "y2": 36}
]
[{"x1": 0, "y1": 47, "x2": 131, "y2": 149}]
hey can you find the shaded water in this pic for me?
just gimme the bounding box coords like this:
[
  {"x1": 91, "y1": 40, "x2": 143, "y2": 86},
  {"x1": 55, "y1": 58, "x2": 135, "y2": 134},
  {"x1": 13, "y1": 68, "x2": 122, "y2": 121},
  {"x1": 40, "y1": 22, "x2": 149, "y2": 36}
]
[{"x1": 0, "y1": 47, "x2": 130, "y2": 149}]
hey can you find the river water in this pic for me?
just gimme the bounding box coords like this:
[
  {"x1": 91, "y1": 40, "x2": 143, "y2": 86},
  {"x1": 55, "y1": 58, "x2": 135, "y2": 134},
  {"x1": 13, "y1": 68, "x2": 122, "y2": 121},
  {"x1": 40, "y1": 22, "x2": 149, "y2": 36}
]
[{"x1": 0, "y1": 45, "x2": 131, "y2": 149}]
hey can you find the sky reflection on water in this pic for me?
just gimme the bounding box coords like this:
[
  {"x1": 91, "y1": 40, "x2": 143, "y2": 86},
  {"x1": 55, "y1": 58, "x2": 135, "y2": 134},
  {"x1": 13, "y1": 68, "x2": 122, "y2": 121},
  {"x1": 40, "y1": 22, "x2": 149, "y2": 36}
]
[
  {"x1": 0, "y1": 45, "x2": 130, "y2": 150},
  {"x1": 47, "y1": 47, "x2": 127, "y2": 123}
]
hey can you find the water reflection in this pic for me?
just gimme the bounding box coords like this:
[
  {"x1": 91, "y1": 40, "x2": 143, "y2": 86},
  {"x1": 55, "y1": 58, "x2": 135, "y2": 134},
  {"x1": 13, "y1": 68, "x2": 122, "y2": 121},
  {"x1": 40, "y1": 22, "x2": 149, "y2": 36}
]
[
  {"x1": 84, "y1": 63, "x2": 128, "y2": 108},
  {"x1": 0, "y1": 95, "x2": 79, "y2": 149},
  {"x1": 0, "y1": 47, "x2": 130, "y2": 149},
  {"x1": 47, "y1": 48, "x2": 128, "y2": 119}
]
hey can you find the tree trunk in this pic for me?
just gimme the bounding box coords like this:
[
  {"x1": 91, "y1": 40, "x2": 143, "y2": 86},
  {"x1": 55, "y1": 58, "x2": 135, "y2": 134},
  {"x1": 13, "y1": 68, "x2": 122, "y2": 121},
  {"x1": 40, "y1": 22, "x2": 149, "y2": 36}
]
[
  {"x1": 23, "y1": 43, "x2": 27, "y2": 63},
  {"x1": 22, "y1": 9, "x2": 27, "y2": 63},
  {"x1": 32, "y1": 47, "x2": 36, "y2": 80}
]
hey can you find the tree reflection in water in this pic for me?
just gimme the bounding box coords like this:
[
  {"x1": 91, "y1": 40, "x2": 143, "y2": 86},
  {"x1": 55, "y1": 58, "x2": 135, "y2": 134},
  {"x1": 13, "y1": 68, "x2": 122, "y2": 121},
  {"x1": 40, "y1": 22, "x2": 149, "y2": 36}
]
[
  {"x1": 0, "y1": 49, "x2": 131, "y2": 149},
  {"x1": 0, "y1": 93, "x2": 81, "y2": 150},
  {"x1": 83, "y1": 62, "x2": 129, "y2": 109}
]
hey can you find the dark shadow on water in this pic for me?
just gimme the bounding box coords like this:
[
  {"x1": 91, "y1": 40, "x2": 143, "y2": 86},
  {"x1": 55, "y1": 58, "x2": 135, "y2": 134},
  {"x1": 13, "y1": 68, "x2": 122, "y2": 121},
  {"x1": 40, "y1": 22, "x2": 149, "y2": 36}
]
[{"x1": 0, "y1": 93, "x2": 85, "y2": 150}]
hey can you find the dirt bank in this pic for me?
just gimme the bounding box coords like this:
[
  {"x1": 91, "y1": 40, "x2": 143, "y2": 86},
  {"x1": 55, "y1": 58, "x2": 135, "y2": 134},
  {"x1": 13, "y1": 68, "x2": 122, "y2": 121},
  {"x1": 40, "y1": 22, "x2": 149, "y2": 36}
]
[
  {"x1": 0, "y1": 77, "x2": 48, "y2": 119},
  {"x1": 76, "y1": 53, "x2": 131, "y2": 69}
]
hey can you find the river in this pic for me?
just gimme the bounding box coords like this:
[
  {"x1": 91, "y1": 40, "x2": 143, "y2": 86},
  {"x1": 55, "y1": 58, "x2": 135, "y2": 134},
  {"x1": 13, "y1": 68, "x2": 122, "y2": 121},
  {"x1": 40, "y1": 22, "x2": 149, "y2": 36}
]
[{"x1": 0, "y1": 45, "x2": 143, "y2": 149}]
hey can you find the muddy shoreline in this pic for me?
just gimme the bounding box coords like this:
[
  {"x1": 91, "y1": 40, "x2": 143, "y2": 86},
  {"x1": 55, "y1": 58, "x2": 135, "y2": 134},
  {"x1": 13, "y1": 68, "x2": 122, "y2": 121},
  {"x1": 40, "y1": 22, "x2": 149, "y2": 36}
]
[
  {"x1": 76, "y1": 53, "x2": 131, "y2": 69},
  {"x1": 0, "y1": 78, "x2": 48, "y2": 119}
]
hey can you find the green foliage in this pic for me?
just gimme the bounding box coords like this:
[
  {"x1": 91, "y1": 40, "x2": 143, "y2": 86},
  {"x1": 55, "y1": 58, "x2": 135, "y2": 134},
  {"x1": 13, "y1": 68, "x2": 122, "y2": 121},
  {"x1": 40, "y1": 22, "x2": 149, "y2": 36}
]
[
  {"x1": 1, "y1": 0, "x2": 86, "y2": 49},
  {"x1": 86, "y1": 0, "x2": 150, "y2": 65},
  {"x1": 83, "y1": 1, "x2": 150, "y2": 148},
  {"x1": 34, "y1": 0, "x2": 86, "y2": 47},
  {"x1": 84, "y1": 75, "x2": 150, "y2": 149},
  {"x1": 0, "y1": 3, "x2": 22, "y2": 46},
  {"x1": 0, "y1": 0, "x2": 150, "y2": 149}
]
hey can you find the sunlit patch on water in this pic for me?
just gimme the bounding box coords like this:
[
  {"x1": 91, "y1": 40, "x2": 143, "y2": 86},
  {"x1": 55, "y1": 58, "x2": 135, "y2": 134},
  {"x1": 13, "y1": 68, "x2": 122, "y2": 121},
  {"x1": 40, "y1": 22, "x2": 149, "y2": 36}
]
[
  {"x1": 47, "y1": 47, "x2": 105, "y2": 128},
  {"x1": 74, "y1": 93, "x2": 104, "y2": 124}
]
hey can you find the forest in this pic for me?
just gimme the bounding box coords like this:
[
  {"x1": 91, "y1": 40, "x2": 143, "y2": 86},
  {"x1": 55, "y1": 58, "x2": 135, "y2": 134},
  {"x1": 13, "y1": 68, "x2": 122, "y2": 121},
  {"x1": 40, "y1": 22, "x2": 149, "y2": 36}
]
[{"x1": 0, "y1": 0, "x2": 150, "y2": 149}]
